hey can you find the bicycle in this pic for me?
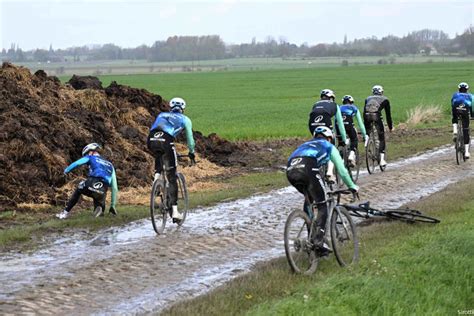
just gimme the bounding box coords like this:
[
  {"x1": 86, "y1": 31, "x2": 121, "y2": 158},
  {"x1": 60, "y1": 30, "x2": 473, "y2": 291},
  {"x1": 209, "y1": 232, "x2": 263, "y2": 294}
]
[
  {"x1": 284, "y1": 189, "x2": 359, "y2": 274},
  {"x1": 344, "y1": 201, "x2": 440, "y2": 224},
  {"x1": 365, "y1": 119, "x2": 386, "y2": 174},
  {"x1": 454, "y1": 106, "x2": 470, "y2": 165},
  {"x1": 150, "y1": 154, "x2": 194, "y2": 234}
]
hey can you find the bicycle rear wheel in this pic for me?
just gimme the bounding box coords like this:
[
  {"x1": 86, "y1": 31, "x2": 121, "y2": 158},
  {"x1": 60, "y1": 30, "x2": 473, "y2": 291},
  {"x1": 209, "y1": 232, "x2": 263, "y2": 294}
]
[
  {"x1": 150, "y1": 180, "x2": 167, "y2": 234},
  {"x1": 330, "y1": 206, "x2": 359, "y2": 267},
  {"x1": 284, "y1": 210, "x2": 318, "y2": 274},
  {"x1": 386, "y1": 210, "x2": 440, "y2": 223},
  {"x1": 366, "y1": 136, "x2": 376, "y2": 174},
  {"x1": 176, "y1": 173, "x2": 189, "y2": 226}
]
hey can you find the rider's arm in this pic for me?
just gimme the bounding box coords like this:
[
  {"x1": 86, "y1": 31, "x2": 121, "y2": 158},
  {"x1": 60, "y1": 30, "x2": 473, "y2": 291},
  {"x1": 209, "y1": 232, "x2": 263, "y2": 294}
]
[
  {"x1": 385, "y1": 99, "x2": 393, "y2": 130},
  {"x1": 183, "y1": 116, "x2": 195, "y2": 153},
  {"x1": 110, "y1": 167, "x2": 118, "y2": 209},
  {"x1": 330, "y1": 147, "x2": 356, "y2": 190},
  {"x1": 355, "y1": 108, "x2": 367, "y2": 137},
  {"x1": 64, "y1": 156, "x2": 89, "y2": 174},
  {"x1": 335, "y1": 106, "x2": 347, "y2": 142}
]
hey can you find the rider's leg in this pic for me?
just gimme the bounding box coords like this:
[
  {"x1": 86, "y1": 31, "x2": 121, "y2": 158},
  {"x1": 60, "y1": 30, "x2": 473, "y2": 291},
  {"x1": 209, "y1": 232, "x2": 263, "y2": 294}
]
[
  {"x1": 307, "y1": 169, "x2": 329, "y2": 251},
  {"x1": 61, "y1": 181, "x2": 85, "y2": 216},
  {"x1": 377, "y1": 119, "x2": 387, "y2": 166},
  {"x1": 462, "y1": 111, "x2": 470, "y2": 158},
  {"x1": 347, "y1": 125, "x2": 357, "y2": 165},
  {"x1": 147, "y1": 130, "x2": 165, "y2": 180},
  {"x1": 452, "y1": 107, "x2": 458, "y2": 140}
]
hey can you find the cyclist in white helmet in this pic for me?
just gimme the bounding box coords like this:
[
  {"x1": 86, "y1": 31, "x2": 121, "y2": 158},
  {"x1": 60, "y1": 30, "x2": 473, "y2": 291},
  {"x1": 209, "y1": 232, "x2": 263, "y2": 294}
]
[
  {"x1": 56, "y1": 143, "x2": 118, "y2": 219},
  {"x1": 309, "y1": 89, "x2": 348, "y2": 183},
  {"x1": 363, "y1": 85, "x2": 393, "y2": 167},
  {"x1": 147, "y1": 97, "x2": 195, "y2": 222},
  {"x1": 287, "y1": 126, "x2": 358, "y2": 255},
  {"x1": 451, "y1": 82, "x2": 472, "y2": 158}
]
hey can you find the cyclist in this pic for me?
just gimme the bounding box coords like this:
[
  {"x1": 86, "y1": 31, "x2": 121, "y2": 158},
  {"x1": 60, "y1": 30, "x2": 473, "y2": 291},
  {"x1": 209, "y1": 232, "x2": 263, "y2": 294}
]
[
  {"x1": 56, "y1": 143, "x2": 118, "y2": 219},
  {"x1": 363, "y1": 85, "x2": 393, "y2": 167},
  {"x1": 147, "y1": 97, "x2": 195, "y2": 222},
  {"x1": 286, "y1": 126, "x2": 359, "y2": 255},
  {"x1": 336, "y1": 95, "x2": 369, "y2": 166},
  {"x1": 451, "y1": 82, "x2": 472, "y2": 159},
  {"x1": 309, "y1": 89, "x2": 347, "y2": 183}
]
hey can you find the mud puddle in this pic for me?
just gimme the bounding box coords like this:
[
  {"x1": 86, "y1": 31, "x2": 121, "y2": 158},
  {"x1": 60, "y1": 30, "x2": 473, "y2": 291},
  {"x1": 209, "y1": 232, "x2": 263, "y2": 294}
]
[{"x1": 0, "y1": 142, "x2": 472, "y2": 314}]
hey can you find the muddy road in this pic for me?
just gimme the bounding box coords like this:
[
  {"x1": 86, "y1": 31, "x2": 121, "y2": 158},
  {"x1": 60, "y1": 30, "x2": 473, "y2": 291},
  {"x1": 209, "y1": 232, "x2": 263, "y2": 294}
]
[{"x1": 0, "y1": 143, "x2": 472, "y2": 315}]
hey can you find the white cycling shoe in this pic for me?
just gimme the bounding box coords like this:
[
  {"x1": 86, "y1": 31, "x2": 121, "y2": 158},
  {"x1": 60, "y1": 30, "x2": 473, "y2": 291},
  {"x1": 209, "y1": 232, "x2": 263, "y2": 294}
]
[
  {"x1": 380, "y1": 153, "x2": 387, "y2": 167},
  {"x1": 348, "y1": 150, "x2": 356, "y2": 167},
  {"x1": 172, "y1": 205, "x2": 183, "y2": 221},
  {"x1": 465, "y1": 145, "x2": 470, "y2": 159},
  {"x1": 55, "y1": 209, "x2": 69, "y2": 219},
  {"x1": 154, "y1": 172, "x2": 161, "y2": 182}
]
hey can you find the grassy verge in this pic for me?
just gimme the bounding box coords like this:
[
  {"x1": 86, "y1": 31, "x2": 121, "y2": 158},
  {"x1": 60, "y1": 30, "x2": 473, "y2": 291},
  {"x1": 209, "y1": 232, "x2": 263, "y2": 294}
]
[{"x1": 163, "y1": 178, "x2": 474, "y2": 315}]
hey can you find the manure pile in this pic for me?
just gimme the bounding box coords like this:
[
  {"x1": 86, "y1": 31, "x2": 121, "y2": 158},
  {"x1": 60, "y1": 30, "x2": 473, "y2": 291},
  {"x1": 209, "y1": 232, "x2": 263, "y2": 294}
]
[{"x1": 0, "y1": 62, "x2": 246, "y2": 211}]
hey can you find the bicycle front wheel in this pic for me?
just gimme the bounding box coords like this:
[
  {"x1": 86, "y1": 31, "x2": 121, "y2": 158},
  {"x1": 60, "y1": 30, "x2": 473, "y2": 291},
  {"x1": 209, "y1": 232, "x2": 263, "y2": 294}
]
[
  {"x1": 150, "y1": 180, "x2": 167, "y2": 234},
  {"x1": 386, "y1": 210, "x2": 440, "y2": 223},
  {"x1": 176, "y1": 173, "x2": 189, "y2": 226},
  {"x1": 330, "y1": 206, "x2": 359, "y2": 267},
  {"x1": 284, "y1": 210, "x2": 318, "y2": 274}
]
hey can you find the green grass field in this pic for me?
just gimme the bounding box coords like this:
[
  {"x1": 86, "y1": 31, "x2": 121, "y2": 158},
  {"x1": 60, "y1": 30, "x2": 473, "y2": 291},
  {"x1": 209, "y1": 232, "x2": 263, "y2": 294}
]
[{"x1": 95, "y1": 61, "x2": 473, "y2": 140}]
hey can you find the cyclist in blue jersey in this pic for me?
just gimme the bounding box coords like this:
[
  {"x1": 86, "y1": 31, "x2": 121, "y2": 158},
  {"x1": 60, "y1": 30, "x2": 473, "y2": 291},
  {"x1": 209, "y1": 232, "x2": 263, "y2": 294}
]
[
  {"x1": 286, "y1": 126, "x2": 358, "y2": 255},
  {"x1": 451, "y1": 82, "x2": 472, "y2": 159},
  {"x1": 309, "y1": 89, "x2": 347, "y2": 183},
  {"x1": 147, "y1": 97, "x2": 195, "y2": 222},
  {"x1": 56, "y1": 143, "x2": 119, "y2": 219},
  {"x1": 336, "y1": 95, "x2": 369, "y2": 166}
]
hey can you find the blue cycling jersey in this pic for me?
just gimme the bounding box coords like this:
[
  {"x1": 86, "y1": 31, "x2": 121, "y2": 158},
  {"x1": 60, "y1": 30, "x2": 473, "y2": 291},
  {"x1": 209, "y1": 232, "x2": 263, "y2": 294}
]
[
  {"x1": 340, "y1": 104, "x2": 359, "y2": 117},
  {"x1": 451, "y1": 92, "x2": 473, "y2": 109},
  {"x1": 288, "y1": 138, "x2": 333, "y2": 168},
  {"x1": 65, "y1": 155, "x2": 114, "y2": 185},
  {"x1": 150, "y1": 111, "x2": 191, "y2": 138}
]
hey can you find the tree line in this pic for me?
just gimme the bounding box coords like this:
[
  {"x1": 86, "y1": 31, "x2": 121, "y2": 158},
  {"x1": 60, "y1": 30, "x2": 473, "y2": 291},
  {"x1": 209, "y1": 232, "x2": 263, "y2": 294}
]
[{"x1": 2, "y1": 27, "x2": 473, "y2": 63}]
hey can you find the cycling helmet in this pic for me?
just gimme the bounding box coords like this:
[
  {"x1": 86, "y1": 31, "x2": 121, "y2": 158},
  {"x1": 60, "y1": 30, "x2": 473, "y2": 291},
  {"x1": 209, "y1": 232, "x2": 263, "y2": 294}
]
[
  {"x1": 458, "y1": 82, "x2": 469, "y2": 91},
  {"x1": 170, "y1": 97, "x2": 186, "y2": 112},
  {"x1": 82, "y1": 143, "x2": 101, "y2": 156},
  {"x1": 342, "y1": 95, "x2": 354, "y2": 104},
  {"x1": 320, "y1": 89, "x2": 335, "y2": 100},
  {"x1": 313, "y1": 126, "x2": 334, "y2": 139},
  {"x1": 372, "y1": 85, "x2": 384, "y2": 95}
]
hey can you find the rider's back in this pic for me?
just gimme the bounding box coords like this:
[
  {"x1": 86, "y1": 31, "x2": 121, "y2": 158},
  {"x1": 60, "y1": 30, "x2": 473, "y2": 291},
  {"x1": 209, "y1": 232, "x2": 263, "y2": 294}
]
[{"x1": 151, "y1": 112, "x2": 189, "y2": 137}]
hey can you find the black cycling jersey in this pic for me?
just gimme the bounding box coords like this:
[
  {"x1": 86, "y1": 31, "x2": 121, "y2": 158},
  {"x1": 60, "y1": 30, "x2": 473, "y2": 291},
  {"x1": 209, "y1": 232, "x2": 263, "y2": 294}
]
[{"x1": 309, "y1": 100, "x2": 339, "y2": 134}]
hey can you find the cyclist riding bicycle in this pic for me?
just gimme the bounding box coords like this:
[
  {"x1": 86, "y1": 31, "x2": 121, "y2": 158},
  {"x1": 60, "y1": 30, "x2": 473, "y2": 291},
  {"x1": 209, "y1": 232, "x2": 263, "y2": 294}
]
[
  {"x1": 286, "y1": 126, "x2": 359, "y2": 255},
  {"x1": 336, "y1": 95, "x2": 369, "y2": 167},
  {"x1": 451, "y1": 82, "x2": 472, "y2": 159},
  {"x1": 56, "y1": 143, "x2": 119, "y2": 219},
  {"x1": 309, "y1": 89, "x2": 347, "y2": 183},
  {"x1": 363, "y1": 85, "x2": 393, "y2": 167},
  {"x1": 147, "y1": 97, "x2": 195, "y2": 222}
]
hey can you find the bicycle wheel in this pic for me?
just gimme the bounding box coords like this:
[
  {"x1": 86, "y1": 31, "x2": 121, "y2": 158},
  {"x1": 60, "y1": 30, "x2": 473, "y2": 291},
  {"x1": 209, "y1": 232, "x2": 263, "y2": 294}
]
[
  {"x1": 284, "y1": 210, "x2": 318, "y2": 274},
  {"x1": 386, "y1": 210, "x2": 440, "y2": 223},
  {"x1": 366, "y1": 134, "x2": 376, "y2": 174},
  {"x1": 330, "y1": 206, "x2": 359, "y2": 267},
  {"x1": 150, "y1": 179, "x2": 167, "y2": 234},
  {"x1": 455, "y1": 119, "x2": 463, "y2": 165},
  {"x1": 176, "y1": 173, "x2": 189, "y2": 226}
]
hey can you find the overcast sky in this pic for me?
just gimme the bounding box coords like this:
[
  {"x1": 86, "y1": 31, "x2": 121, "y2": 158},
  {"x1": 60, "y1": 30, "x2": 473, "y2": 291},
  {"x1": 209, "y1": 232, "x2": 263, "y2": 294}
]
[{"x1": 1, "y1": 0, "x2": 472, "y2": 50}]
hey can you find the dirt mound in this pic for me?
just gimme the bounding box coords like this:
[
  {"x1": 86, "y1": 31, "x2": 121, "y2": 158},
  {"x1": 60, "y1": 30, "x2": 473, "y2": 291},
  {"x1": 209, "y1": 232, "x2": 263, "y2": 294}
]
[
  {"x1": 0, "y1": 63, "x2": 251, "y2": 211},
  {"x1": 68, "y1": 75, "x2": 103, "y2": 90}
]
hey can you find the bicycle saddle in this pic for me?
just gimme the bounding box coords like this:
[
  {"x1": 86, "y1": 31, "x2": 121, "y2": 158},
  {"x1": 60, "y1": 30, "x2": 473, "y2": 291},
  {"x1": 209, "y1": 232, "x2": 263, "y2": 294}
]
[{"x1": 358, "y1": 201, "x2": 370, "y2": 210}]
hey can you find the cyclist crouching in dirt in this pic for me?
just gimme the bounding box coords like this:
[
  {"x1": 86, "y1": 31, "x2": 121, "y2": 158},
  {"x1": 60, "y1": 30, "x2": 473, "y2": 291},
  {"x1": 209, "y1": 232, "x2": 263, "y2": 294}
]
[
  {"x1": 451, "y1": 82, "x2": 472, "y2": 159},
  {"x1": 147, "y1": 97, "x2": 195, "y2": 223},
  {"x1": 363, "y1": 85, "x2": 393, "y2": 167},
  {"x1": 56, "y1": 143, "x2": 118, "y2": 219},
  {"x1": 286, "y1": 126, "x2": 359, "y2": 255}
]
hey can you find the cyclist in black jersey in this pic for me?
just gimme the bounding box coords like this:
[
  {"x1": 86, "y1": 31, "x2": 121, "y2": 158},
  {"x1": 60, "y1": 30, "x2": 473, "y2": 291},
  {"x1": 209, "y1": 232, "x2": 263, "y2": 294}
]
[{"x1": 363, "y1": 85, "x2": 393, "y2": 167}]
